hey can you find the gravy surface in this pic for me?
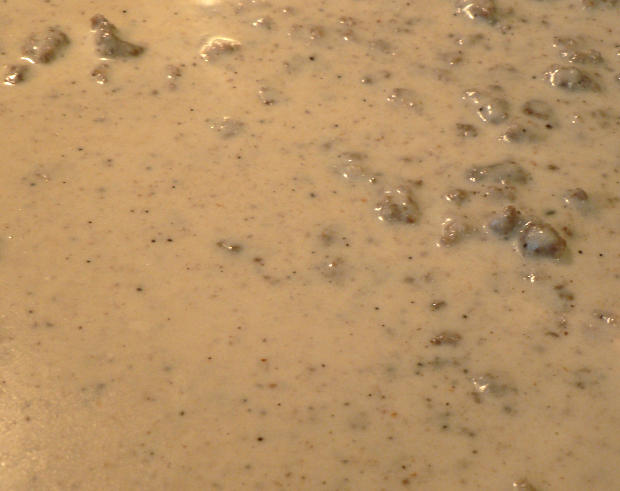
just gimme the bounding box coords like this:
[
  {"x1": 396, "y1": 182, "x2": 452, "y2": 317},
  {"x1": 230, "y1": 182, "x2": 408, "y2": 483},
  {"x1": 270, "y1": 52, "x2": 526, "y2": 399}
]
[{"x1": 1, "y1": 0, "x2": 619, "y2": 489}]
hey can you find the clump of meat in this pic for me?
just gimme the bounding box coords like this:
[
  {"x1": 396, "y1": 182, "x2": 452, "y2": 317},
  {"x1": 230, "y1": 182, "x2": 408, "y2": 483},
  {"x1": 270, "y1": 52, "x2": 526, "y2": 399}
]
[
  {"x1": 375, "y1": 185, "x2": 420, "y2": 224},
  {"x1": 456, "y1": 0, "x2": 498, "y2": 24},
  {"x1": 200, "y1": 37, "x2": 241, "y2": 62},
  {"x1": 466, "y1": 160, "x2": 529, "y2": 186},
  {"x1": 463, "y1": 88, "x2": 509, "y2": 124},
  {"x1": 439, "y1": 217, "x2": 474, "y2": 246},
  {"x1": 553, "y1": 37, "x2": 603, "y2": 64},
  {"x1": 91, "y1": 14, "x2": 145, "y2": 58},
  {"x1": 519, "y1": 221, "x2": 567, "y2": 259},
  {"x1": 488, "y1": 206, "x2": 521, "y2": 237},
  {"x1": 545, "y1": 65, "x2": 599, "y2": 91},
  {"x1": 22, "y1": 27, "x2": 69, "y2": 64},
  {"x1": 3, "y1": 64, "x2": 29, "y2": 85}
]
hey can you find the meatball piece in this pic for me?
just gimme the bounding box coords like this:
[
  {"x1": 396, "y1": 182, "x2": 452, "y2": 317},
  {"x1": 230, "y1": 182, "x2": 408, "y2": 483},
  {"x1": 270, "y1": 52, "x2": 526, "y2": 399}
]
[
  {"x1": 519, "y1": 221, "x2": 567, "y2": 259},
  {"x1": 466, "y1": 160, "x2": 529, "y2": 186},
  {"x1": 463, "y1": 89, "x2": 509, "y2": 124},
  {"x1": 545, "y1": 65, "x2": 599, "y2": 91},
  {"x1": 91, "y1": 14, "x2": 145, "y2": 58},
  {"x1": 22, "y1": 27, "x2": 69, "y2": 64},
  {"x1": 375, "y1": 185, "x2": 419, "y2": 224},
  {"x1": 489, "y1": 206, "x2": 521, "y2": 236}
]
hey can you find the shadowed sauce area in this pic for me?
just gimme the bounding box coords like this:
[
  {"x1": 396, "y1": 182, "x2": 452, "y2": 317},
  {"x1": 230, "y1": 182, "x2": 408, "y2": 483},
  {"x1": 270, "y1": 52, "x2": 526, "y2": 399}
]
[{"x1": 0, "y1": 0, "x2": 619, "y2": 489}]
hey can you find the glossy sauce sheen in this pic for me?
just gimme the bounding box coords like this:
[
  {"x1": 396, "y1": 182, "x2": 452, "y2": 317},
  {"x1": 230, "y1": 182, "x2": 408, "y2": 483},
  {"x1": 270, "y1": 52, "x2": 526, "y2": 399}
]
[{"x1": 1, "y1": 0, "x2": 619, "y2": 489}]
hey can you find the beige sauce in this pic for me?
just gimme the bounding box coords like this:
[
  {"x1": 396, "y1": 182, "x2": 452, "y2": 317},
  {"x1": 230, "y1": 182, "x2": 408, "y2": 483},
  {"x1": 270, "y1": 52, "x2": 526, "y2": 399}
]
[{"x1": 1, "y1": 0, "x2": 619, "y2": 489}]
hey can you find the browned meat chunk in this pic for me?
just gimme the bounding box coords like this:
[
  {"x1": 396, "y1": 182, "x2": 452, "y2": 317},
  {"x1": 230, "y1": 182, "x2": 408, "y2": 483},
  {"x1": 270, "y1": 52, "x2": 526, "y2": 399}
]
[
  {"x1": 456, "y1": 0, "x2": 498, "y2": 24},
  {"x1": 91, "y1": 14, "x2": 145, "y2": 58},
  {"x1": 216, "y1": 240, "x2": 243, "y2": 253},
  {"x1": 91, "y1": 63, "x2": 110, "y2": 84},
  {"x1": 3, "y1": 64, "x2": 29, "y2": 85},
  {"x1": 554, "y1": 37, "x2": 603, "y2": 64},
  {"x1": 258, "y1": 86, "x2": 284, "y2": 105},
  {"x1": 582, "y1": 0, "x2": 618, "y2": 7},
  {"x1": 430, "y1": 332, "x2": 462, "y2": 346},
  {"x1": 439, "y1": 218, "x2": 473, "y2": 246},
  {"x1": 519, "y1": 221, "x2": 567, "y2": 259},
  {"x1": 444, "y1": 188, "x2": 471, "y2": 205},
  {"x1": 375, "y1": 185, "x2": 419, "y2": 224},
  {"x1": 463, "y1": 89, "x2": 509, "y2": 124},
  {"x1": 335, "y1": 152, "x2": 377, "y2": 184},
  {"x1": 563, "y1": 188, "x2": 589, "y2": 210},
  {"x1": 387, "y1": 88, "x2": 422, "y2": 112},
  {"x1": 207, "y1": 117, "x2": 245, "y2": 139},
  {"x1": 489, "y1": 206, "x2": 521, "y2": 236},
  {"x1": 499, "y1": 124, "x2": 540, "y2": 143},
  {"x1": 545, "y1": 65, "x2": 599, "y2": 91},
  {"x1": 466, "y1": 160, "x2": 529, "y2": 186},
  {"x1": 22, "y1": 27, "x2": 69, "y2": 64},
  {"x1": 200, "y1": 37, "x2": 241, "y2": 62}
]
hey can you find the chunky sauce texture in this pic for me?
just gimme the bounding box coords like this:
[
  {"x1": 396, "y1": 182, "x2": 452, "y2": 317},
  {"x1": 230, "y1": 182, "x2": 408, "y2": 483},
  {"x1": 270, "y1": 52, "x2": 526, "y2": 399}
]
[{"x1": 1, "y1": 0, "x2": 619, "y2": 489}]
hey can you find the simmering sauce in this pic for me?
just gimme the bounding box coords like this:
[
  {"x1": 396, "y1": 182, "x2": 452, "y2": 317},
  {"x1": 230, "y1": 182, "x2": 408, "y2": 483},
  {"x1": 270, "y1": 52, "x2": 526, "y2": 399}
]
[{"x1": 1, "y1": 0, "x2": 619, "y2": 489}]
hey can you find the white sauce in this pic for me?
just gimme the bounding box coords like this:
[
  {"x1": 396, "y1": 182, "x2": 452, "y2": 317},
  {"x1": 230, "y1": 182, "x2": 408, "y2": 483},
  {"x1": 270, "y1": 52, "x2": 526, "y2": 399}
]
[{"x1": 1, "y1": 0, "x2": 619, "y2": 489}]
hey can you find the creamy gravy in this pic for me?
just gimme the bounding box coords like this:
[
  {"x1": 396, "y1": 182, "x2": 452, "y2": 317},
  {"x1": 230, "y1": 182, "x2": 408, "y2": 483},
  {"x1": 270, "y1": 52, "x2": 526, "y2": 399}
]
[{"x1": 1, "y1": 0, "x2": 619, "y2": 489}]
